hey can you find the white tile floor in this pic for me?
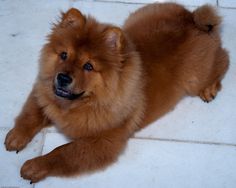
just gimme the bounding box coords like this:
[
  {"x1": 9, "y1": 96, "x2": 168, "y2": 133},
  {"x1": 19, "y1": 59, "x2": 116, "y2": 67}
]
[{"x1": 0, "y1": 0, "x2": 235, "y2": 188}]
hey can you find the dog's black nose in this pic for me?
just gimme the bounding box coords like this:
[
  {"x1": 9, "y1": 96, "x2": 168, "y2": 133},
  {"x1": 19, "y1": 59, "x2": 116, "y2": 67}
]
[{"x1": 57, "y1": 73, "x2": 72, "y2": 87}]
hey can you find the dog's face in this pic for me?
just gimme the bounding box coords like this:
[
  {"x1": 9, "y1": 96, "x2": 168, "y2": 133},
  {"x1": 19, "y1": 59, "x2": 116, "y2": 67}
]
[{"x1": 38, "y1": 8, "x2": 126, "y2": 106}]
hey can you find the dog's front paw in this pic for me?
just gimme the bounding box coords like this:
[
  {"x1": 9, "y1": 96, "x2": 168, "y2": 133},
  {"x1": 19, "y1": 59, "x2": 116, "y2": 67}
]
[
  {"x1": 21, "y1": 156, "x2": 49, "y2": 183},
  {"x1": 4, "y1": 128, "x2": 31, "y2": 152}
]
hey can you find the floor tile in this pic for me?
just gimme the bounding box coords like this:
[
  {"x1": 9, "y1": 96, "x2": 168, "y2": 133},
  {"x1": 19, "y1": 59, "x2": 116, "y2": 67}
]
[
  {"x1": 0, "y1": 130, "x2": 45, "y2": 188},
  {"x1": 36, "y1": 133, "x2": 236, "y2": 188},
  {"x1": 220, "y1": 9, "x2": 236, "y2": 58},
  {"x1": 0, "y1": 0, "x2": 71, "y2": 129},
  {"x1": 219, "y1": 0, "x2": 236, "y2": 8},
  {"x1": 95, "y1": 0, "x2": 217, "y2": 6},
  {"x1": 72, "y1": 1, "x2": 143, "y2": 26}
]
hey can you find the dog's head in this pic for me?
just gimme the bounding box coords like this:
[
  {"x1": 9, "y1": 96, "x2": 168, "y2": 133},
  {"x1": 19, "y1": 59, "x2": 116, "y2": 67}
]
[{"x1": 38, "y1": 8, "x2": 132, "y2": 107}]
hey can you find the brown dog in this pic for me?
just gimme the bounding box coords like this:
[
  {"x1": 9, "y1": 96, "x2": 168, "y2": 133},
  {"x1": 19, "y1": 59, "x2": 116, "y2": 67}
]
[{"x1": 5, "y1": 3, "x2": 229, "y2": 183}]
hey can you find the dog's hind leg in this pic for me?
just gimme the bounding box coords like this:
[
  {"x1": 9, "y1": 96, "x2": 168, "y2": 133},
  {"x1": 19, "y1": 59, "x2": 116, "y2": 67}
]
[{"x1": 199, "y1": 48, "x2": 229, "y2": 103}]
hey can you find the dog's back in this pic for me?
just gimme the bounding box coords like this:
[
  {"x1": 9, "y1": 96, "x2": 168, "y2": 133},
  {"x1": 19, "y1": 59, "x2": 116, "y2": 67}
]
[{"x1": 124, "y1": 3, "x2": 229, "y2": 125}]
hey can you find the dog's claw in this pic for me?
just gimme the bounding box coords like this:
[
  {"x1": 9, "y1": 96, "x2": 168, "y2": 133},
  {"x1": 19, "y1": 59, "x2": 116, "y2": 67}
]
[
  {"x1": 30, "y1": 181, "x2": 33, "y2": 184},
  {"x1": 16, "y1": 150, "x2": 19, "y2": 154}
]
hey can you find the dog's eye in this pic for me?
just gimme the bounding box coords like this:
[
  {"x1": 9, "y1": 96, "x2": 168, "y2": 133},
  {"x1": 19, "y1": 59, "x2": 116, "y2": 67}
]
[
  {"x1": 83, "y1": 62, "x2": 93, "y2": 71},
  {"x1": 60, "y1": 52, "x2": 67, "y2": 61}
]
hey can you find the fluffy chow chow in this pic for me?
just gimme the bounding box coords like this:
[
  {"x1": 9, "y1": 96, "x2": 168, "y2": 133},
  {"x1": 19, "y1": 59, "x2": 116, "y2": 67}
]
[{"x1": 5, "y1": 2, "x2": 229, "y2": 183}]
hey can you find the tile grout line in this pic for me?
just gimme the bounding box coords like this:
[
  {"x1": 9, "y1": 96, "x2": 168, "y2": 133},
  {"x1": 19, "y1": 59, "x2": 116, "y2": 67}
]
[
  {"x1": 219, "y1": 6, "x2": 236, "y2": 10},
  {"x1": 31, "y1": 130, "x2": 47, "y2": 188},
  {"x1": 43, "y1": 131, "x2": 236, "y2": 147},
  {"x1": 92, "y1": 0, "x2": 209, "y2": 7},
  {"x1": 1, "y1": 127, "x2": 236, "y2": 147},
  {"x1": 93, "y1": 0, "x2": 146, "y2": 5},
  {"x1": 73, "y1": 0, "x2": 236, "y2": 9},
  {"x1": 133, "y1": 136, "x2": 236, "y2": 147},
  {"x1": 38, "y1": 129, "x2": 47, "y2": 156}
]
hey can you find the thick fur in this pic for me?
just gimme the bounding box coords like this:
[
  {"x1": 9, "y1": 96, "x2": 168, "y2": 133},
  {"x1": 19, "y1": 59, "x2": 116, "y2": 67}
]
[
  {"x1": 193, "y1": 5, "x2": 221, "y2": 32},
  {"x1": 5, "y1": 3, "x2": 229, "y2": 183}
]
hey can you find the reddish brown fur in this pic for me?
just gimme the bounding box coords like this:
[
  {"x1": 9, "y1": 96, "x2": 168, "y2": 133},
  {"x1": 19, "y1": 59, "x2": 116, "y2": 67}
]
[{"x1": 5, "y1": 3, "x2": 229, "y2": 183}]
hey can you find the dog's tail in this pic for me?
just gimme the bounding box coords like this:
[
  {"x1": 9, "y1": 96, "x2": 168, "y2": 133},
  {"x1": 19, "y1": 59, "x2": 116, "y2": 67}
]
[{"x1": 193, "y1": 5, "x2": 221, "y2": 33}]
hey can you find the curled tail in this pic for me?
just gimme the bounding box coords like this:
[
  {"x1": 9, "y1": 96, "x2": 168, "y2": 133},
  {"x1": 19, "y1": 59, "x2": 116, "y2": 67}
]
[{"x1": 193, "y1": 5, "x2": 221, "y2": 32}]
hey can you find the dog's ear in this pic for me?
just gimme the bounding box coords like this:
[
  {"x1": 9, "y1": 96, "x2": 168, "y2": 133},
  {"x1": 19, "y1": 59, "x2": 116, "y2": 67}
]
[
  {"x1": 104, "y1": 27, "x2": 124, "y2": 51},
  {"x1": 61, "y1": 8, "x2": 85, "y2": 28}
]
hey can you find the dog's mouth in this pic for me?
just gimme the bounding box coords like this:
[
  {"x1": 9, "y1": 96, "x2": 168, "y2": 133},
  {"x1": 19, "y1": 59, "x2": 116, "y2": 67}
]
[{"x1": 54, "y1": 86, "x2": 85, "y2": 100}]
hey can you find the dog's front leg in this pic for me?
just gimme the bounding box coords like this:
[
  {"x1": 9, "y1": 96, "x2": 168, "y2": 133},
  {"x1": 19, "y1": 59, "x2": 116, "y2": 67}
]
[
  {"x1": 20, "y1": 125, "x2": 130, "y2": 183},
  {"x1": 5, "y1": 87, "x2": 50, "y2": 152}
]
